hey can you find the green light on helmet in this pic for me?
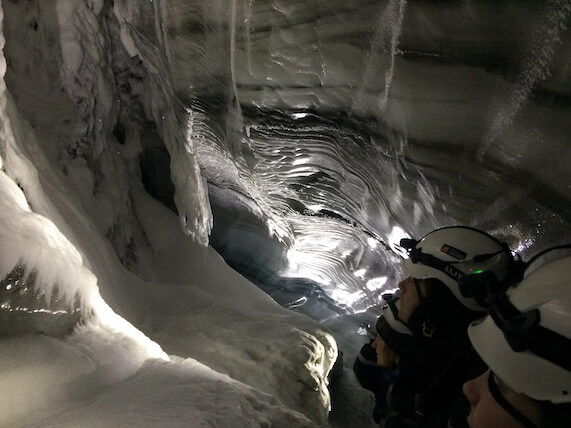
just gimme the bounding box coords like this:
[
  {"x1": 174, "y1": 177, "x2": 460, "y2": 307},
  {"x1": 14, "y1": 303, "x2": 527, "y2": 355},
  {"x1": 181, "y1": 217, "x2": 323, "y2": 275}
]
[{"x1": 474, "y1": 269, "x2": 485, "y2": 274}]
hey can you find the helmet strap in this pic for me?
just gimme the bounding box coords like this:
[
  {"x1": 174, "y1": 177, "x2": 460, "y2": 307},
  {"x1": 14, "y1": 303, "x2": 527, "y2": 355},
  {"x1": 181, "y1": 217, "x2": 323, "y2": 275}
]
[
  {"x1": 491, "y1": 293, "x2": 571, "y2": 372},
  {"x1": 413, "y1": 278, "x2": 426, "y2": 302},
  {"x1": 487, "y1": 371, "x2": 538, "y2": 428}
]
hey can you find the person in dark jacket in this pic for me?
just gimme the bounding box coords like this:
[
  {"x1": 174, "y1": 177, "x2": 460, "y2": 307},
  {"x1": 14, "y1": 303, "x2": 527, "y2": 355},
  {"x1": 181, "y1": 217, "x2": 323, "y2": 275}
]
[
  {"x1": 463, "y1": 254, "x2": 571, "y2": 428},
  {"x1": 383, "y1": 226, "x2": 523, "y2": 427},
  {"x1": 353, "y1": 298, "x2": 413, "y2": 423}
]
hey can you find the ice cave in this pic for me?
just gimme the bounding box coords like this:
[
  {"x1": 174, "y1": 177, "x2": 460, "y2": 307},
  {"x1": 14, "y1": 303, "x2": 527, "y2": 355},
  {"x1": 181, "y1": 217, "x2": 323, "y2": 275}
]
[{"x1": 0, "y1": 0, "x2": 570, "y2": 426}]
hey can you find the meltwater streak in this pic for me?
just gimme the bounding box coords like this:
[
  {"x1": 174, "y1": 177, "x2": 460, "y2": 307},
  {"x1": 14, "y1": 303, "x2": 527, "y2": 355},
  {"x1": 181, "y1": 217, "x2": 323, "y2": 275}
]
[
  {"x1": 377, "y1": 0, "x2": 407, "y2": 111},
  {"x1": 478, "y1": 0, "x2": 571, "y2": 160},
  {"x1": 354, "y1": 0, "x2": 407, "y2": 114}
]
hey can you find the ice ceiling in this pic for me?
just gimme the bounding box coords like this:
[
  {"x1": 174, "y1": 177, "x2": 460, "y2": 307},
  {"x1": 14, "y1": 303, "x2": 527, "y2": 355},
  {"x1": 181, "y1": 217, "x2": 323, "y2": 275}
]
[{"x1": 4, "y1": 0, "x2": 571, "y2": 319}]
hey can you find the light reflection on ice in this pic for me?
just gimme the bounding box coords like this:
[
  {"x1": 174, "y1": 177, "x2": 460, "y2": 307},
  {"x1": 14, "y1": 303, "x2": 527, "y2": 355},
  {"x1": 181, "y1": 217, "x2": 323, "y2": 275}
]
[
  {"x1": 366, "y1": 276, "x2": 388, "y2": 291},
  {"x1": 387, "y1": 225, "x2": 410, "y2": 258},
  {"x1": 329, "y1": 288, "x2": 365, "y2": 308},
  {"x1": 367, "y1": 237, "x2": 378, "y2": 249},
  {"x1": 285, "y1": 247, "x2": 334, "y2": 286},
  {"x1": 514, "y1": 237, "x2": 536, "y2": 254},
  {"x1": 306, "y1": 204, "x2": 325, "y2": 213},
  {"x1": 5, "y1": 307, "x2": 69, "y2": 315}
]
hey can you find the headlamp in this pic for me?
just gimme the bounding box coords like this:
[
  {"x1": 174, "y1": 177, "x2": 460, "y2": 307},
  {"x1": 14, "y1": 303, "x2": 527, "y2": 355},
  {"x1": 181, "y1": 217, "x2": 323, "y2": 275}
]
[{"x1": 459, "y1": 270, "x2": 500, "y2": 307}]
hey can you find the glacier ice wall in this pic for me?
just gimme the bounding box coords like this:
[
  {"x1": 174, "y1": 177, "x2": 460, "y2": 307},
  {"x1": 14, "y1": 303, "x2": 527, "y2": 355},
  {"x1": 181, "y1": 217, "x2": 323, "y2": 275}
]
[{"x1": 152, "y1": 0, "x2": 571, "y2": 314}]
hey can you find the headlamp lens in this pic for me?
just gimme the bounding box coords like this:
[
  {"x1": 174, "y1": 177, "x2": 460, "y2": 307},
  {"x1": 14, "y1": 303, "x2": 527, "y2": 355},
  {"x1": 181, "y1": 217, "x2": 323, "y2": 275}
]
[
  {"x1": 458, "y1": 270, "x2": 499, "y2": 305},
  {"x1": 399, "y1": 238, "x2": 418, "y2": 251}
]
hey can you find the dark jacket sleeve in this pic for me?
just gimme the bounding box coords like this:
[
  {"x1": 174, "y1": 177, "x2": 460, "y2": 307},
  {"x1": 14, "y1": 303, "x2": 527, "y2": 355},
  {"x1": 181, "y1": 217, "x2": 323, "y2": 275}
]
[
  {"x1": 414, "y1": 344, "x2": 486, "y2": 427},
  {"x1": 381, "y1": 383, "x2": 419, "y2": 428},
  {"x1": 353, "y1": 341, "x2": 396, "y2": 423},
  {"x1": 353, "y1": 340, "x2": 382, "y2": 393}
]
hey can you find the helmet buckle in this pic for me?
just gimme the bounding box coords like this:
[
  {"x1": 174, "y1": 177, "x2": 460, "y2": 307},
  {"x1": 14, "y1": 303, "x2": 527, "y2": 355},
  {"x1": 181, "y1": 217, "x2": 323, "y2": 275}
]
[{"x1": 422, "y1": 322, "x2": 435, "y2": 338}]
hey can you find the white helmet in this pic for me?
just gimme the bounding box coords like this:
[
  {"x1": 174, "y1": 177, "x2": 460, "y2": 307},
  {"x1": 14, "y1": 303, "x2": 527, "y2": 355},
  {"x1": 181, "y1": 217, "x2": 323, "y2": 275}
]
[
  {"x1": 401, "y1": 226, "x2": 518, "y2": 311},
  {"x1": 382, "y1": 297, "x2": 412, "y2": 336},
  {"x1": 376, "y1": 298, "x2": 413, "y2": 357},
  {"x1": 468, "y1": 255, "x2": 571, "y2": 403}
]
